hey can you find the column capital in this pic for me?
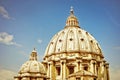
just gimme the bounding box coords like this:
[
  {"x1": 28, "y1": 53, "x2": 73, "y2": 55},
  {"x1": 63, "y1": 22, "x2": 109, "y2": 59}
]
[
  {"x1": 60, "y1": 60, "x2": 66, "y2": 63},
  {"x1": 76, "y1": 59, "x2": 82, "y2": 63},
  {"x1": 48, "y1": 61, "x2": 53, "y2": 65},
  {"x1": 104, "y1": 63, "x2": 109, "y2": 68},
  {"x1": 90, "y1": 60, "x2": 96, "y2": 64},
  {"x1": 102, "y1": 60, "x2": 106, "y2": 63}
]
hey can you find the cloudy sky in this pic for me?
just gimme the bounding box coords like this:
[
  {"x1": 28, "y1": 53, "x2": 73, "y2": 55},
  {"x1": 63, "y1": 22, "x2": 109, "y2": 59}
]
[{"x1": 0, "y1": 0, "x2": 120, "y2": 80}]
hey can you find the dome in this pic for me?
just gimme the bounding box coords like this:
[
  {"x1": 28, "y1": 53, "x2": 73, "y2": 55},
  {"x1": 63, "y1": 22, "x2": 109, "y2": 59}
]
[
  {"x1": 44, "y1": 7, "x2": 103, "y2": 58},
  {"x1": 19, "y1": 49, "x2": 46, "y2": 74},
  {"x1": 19, "y1": 61, "x2": 46, "y2": 74}
]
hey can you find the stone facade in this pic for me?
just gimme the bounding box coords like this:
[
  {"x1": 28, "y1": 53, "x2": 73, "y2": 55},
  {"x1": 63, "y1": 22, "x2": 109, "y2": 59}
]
[{"x1": 14, "y1": 7, "x2": 110, "y2": 80}]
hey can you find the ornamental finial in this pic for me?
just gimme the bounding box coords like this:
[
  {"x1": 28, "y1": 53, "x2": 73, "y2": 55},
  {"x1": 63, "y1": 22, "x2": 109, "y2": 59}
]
[
  {"x1": 70, "y1": 6, "x2": 74, "y2": 15},
  {"x1": 34, "y1": 48, "x2": 36, "y2": 51}
]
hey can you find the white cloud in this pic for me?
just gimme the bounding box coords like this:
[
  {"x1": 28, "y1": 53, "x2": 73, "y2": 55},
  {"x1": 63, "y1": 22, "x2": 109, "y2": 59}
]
[
  {"x1": 0, "y1": 69, "x2": 16, "y2": 80},
  {"x1": 0, "y1": 6, "x2": 12, "y2": 19},
  {"x1": 0, "y1": 32, "x2": 21, "y2": 47},
  {"x1": 38, "y1": 39, "x2": 42, "y2": 44},
  {"x1": 19, "y1": 51, "x2": 29, "y2": 57}
]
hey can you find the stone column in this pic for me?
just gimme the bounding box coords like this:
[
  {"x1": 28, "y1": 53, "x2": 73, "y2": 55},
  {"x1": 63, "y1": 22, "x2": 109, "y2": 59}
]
[
  {"x1": 101, "y1": 61, "x2": 105, "y2": 74},
  {"x1": 76, "y1": 61, "x2": 79, "y2": 72},
  {"x1": 48, "y1": 62, "x2": 53, "y2": 80},
  {"x1": 49, "y1": 61, "x2": 56, "y2": 80},
  {"x1": 90, "y1": 60, "x2": 94, "y2": 73},
  {"x1": 100, "y1": 61, "x2": 105, "y2": 80},
  {"x1": 60, "y1": 61, "x2": 63, "y2": 80},
  {"x1": 80, "y1": 60, "x2": 82, "y2": 71},
  {"x1": 106, "y1": 63, "x2": 110, "y2": 80},
  {"x1": 81, "y1": 77, "x2": 84, "y2": 80},
  {"x1": 104, "y1": 63, "x2": 110, "y2": 80},
  {"x1": 90, "y1": 59, "x2": 97, "y2": 75},
  {"x1": 74, "y1": 61, "x2": 78, "y2": 73},
  {"x1": 60, "y1": 59, "x2": 67, "y2": 80},
  {"x1": 94, "y1": 62, "x2": 97, "y2": 75},
  {"x1": 76, "y1": 59, "x2": 82, "y2": 71},
  {"x1": 103, "y1": 64, "x2": 107, "y2": 80},
  {"x1": 97, "y1": 62, "x2": 102, "y2": 80},
  {"x1": 63, "y1": 60, "x2": 66, "y2": 80},
  {"x1": 76, "y1": 57, "x2": 82, "y2": 71},
  {"x1": 66, "y1": 64, "x2": 69, "y2": 79},
  {"x1": 47, "y1": 62, "x2": 50, "y2": 77}
]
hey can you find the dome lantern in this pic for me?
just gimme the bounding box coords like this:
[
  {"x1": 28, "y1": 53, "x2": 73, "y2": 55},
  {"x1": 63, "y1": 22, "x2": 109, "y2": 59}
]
[
  {"x1": 14, "y1": 48, "x2": 48, "y2": 80},
  {"x1": 29, "y1": 48, "x2": 37, "y2": 61},
  {"x1": 65, "y1": 7, "x2": 79, "y2": 28}
]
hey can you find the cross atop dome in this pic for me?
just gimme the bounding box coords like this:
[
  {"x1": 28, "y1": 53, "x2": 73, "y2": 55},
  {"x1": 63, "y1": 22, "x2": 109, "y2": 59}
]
[
  {"x1": 32, "y1": 48, "x2": 37, "y2": 52},
  {"x1": 70, "y1": 6, "x2": 74, "y2": 15}
]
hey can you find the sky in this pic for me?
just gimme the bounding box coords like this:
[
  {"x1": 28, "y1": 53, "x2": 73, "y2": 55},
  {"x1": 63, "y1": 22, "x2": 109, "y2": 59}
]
[{"x1": 0, "y1": 0, "x2": 120, "y2": 80}]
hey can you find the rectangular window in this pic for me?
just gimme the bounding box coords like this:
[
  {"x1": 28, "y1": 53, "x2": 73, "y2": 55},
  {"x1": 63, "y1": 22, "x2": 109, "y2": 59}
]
[
  {"x1": 84, "y1": 66, "x2": 88, "y2": 71},
  {"x1": 69, "y1": 67, "x2": 74, "y2": 74},
  {"x1": 76, "y1": 78, "x2": 81, "y2": 80},
  {"x1": 56, "y1": 67, "x2": 60, "y2": 75},
  {"x1": 94, "y1": 78, "x2": 96, "y2": 80}
]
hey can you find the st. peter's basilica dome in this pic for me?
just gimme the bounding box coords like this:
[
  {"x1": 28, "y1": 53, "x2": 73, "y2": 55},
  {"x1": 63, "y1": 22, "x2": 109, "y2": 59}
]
[
  {"x1": 44, "y1": 7, "x2": 103, "y2": 59},
  {"x1": 42, "y1": 7, "x2": 109, "y2": 80}
]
